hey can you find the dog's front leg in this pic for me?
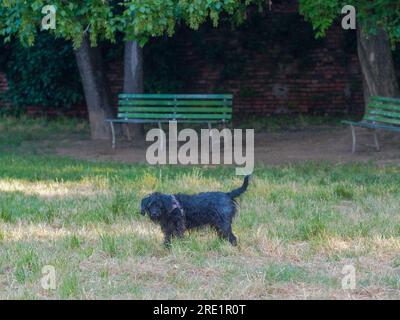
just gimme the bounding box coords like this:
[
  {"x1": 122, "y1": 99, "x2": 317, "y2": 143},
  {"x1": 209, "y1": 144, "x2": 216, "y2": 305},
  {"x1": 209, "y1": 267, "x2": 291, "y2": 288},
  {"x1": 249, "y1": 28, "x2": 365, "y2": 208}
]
[
  {"x1": 163, "y1": 234, "x2": 172, "y2": 247},
  {"x1": 161, "y1": 217, "x2": 185, "y2": 247},
  {"x1": 161, "y1": 223, "x2": 173, "y2": 247}
]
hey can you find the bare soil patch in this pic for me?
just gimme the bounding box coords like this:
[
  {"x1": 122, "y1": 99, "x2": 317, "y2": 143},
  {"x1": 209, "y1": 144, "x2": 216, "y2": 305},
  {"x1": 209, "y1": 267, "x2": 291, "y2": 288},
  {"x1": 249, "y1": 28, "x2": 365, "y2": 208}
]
[{"x1": 55, "y1": 126, "x2": 400, "y2": 166}]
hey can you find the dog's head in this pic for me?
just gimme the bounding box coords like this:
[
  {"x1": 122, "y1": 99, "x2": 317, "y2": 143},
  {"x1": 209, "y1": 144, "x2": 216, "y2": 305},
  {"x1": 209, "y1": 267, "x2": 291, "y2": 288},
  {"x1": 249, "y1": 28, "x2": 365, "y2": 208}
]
[{"x1": 140, "y1": 193, "x2": 180, "y2": 221}]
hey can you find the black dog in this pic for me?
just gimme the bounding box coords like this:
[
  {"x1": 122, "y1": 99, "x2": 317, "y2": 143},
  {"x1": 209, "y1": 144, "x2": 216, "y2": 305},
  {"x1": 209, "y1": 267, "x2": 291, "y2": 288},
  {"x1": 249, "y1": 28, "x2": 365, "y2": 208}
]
[{"x1": 140, "y1": 175, "x2": 250, "y2": 246}]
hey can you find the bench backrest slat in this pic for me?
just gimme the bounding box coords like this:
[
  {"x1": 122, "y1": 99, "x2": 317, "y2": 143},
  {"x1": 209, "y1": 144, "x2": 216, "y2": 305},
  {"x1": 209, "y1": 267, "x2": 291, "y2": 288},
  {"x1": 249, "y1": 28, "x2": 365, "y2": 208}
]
[
  {"x1": 117, "y1": 113, "x2": 232, "y2": 120},
  {"x1": 118, "y1": 107, "x2": 232, "y2": 113},
  {"x1": 118, "y1": 100, "x2": 232, "y2": 106},
  {"x1": 119, "y1": 94, "x2": 232, "y2": 100},
  {"x1": 117, "y1": 94, "x2": 233, "y2": 121},
  {"x1": 364, "y1": 96, "x2": 400, "y2": 127}
]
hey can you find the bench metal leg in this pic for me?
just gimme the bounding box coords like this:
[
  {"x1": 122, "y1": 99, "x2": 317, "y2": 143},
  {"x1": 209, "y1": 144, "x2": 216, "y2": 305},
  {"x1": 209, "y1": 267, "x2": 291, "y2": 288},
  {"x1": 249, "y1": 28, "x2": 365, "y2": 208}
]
[
  {"x1": 125, "y1": 124, "x2": 132, "y2": 141},
  {"x1": 109, "y1": 121, "x2": 116, "y2": 149},
  {"x1": 373, "y1": 130, "x2": 380, "y2": 152},
  {"x1": 351, "y1": 125, "x2": 356, "y2": 154}
]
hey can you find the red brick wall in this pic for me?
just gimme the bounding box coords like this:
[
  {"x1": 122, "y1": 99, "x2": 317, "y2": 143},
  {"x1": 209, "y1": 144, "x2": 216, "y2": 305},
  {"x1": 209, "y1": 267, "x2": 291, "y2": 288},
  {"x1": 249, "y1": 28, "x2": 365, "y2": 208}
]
[
  {"x1": 107, "y1": 59, "x2": 124, "y2": 110},
  {"x1": 94, "y1": 0, "x2": 366, "y2": 118},
  {"x1": 0, "y1": 0, "x2": 366, "y2": 117},
  {"x1": 0, "y1": 72, "x2": 7, "y2": 96},
  {"x1": 133, "y1": 1, "x2": 364, "y2": 116},
  {"x1": 162, "y1": 27, "x2": 364, "y2": 116}
]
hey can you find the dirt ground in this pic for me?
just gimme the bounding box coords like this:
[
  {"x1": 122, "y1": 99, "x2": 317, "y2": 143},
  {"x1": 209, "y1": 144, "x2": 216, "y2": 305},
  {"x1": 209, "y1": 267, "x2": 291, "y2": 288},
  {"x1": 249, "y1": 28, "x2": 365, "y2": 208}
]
[{"x1": 56, "y1": 125, "x2": 400, "y2": 166}]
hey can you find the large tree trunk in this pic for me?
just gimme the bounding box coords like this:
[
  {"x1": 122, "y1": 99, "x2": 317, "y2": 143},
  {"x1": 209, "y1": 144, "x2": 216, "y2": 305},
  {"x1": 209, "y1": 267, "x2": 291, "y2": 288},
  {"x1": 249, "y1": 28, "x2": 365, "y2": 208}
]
[
  {"x1": 75, "y1": 34, "x2": 115, "y2": 140},
  {"x1": 123, "y1": 40, "x2": 145, "y2": 140},
  {"x1": 357, "y1": 26, "x2": 400, "y2": 106}
]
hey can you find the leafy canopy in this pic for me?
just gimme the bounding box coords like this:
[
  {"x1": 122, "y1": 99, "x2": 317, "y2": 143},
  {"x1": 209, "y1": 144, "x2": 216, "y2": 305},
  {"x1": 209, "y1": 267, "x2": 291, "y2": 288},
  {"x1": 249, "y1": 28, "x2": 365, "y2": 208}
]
[
  {"x1": 0, "y1": 0, "x2": 117, "y2": 48},
  {"x1": 299, "y1": 0, "x2": 400, "y2": 46},
  {"x1": 0, "y1": 0, "x2": 263, "y2": 48}
]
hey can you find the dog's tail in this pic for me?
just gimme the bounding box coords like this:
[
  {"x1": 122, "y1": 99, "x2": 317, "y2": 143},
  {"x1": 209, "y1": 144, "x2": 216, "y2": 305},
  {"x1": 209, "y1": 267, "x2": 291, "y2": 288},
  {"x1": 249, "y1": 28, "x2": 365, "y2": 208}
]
[{"x1": 228, "y1": 175, "x2": 251, "y2": 199}]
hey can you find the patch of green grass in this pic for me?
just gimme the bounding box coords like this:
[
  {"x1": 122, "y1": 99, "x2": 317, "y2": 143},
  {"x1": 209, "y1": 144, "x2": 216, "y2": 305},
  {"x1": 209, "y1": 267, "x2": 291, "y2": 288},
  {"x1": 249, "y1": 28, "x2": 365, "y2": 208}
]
[
  {"x1": 0, "y1": 116, "x2": 88, "y2": 151},
  {"x1": 100, "y1": 234, "x2": 118, "y2": 257},
  {"x1": 0, "y1": 116, "x2": 400, "y2": 299},
  {"x1": 392, "y1": 256, "x2": 400, "y2": 269},
  {"x1": 0, "y1": 207, "x2": 13, "y2": 222},
  {"x1": 14, "y1": 247, "x2": 40, "y2": 284},
  {"x1": 59, "y1": 273, "x2": 80, "y2": 299},
  {"x1": 381, "y1": 274, "x2": 400, "y2": 290},
  {"x1": 264, "y1": 262, "x2": 337, "y2": 287},
  {"x1": 100, "y1": 268, "x2": 109, "y2": 279},
  {"x1": 264, "y1": 263, "x2": 309, "y2": 283},
  {"x1": 66, "y1": 234, "x2": 81, "y2": 250},
  {"x1": 334, "y1": 184, "x2": 354, "y2": 200},
  {"x1": 110, "y1": 190, "x2": 133, "y2": 218},
  {"x1": 297, "y1": 214, "x2": 329, "y2": 241}
]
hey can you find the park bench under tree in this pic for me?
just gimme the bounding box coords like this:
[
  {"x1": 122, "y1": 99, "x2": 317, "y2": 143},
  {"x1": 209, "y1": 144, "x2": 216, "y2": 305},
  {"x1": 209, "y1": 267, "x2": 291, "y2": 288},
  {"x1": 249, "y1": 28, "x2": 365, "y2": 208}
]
[
  {"x1": 342, "y1": 96, "x2": 400, "y2": 153},
  {"x1": 105, "y1": 94, "x2": 233, "y2": 148}
]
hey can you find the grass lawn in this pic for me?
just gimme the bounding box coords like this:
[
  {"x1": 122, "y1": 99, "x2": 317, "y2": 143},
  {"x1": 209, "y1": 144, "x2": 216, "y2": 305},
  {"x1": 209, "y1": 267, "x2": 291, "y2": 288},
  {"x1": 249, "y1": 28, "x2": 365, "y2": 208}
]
[{"x1": 1, "y1": 117, "x2": 400, "y2": 299}]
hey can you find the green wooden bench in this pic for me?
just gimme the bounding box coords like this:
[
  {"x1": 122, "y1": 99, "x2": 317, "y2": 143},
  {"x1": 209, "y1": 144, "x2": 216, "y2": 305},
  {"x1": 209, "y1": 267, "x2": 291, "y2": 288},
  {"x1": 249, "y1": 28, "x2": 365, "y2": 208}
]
[
  {"x1": 105, "y1": 94, "x2": 233, "y2": 148},
  {"x1": 342, "y1": 96, "x2": 400, "y2": 153}
]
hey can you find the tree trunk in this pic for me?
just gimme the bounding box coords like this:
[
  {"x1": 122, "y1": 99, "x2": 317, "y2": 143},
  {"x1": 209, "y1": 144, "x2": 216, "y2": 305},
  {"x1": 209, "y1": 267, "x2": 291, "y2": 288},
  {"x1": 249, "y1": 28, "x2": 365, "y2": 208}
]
[
  {"x1": 357, "y1": 26, "x2": 400, "y2": 106},
  {"x1": 123, "y1": 40, "x2": 145, "y2": 140},
  {"x1": 74, "y1": 34, "x2": 115, "y2": 140}
]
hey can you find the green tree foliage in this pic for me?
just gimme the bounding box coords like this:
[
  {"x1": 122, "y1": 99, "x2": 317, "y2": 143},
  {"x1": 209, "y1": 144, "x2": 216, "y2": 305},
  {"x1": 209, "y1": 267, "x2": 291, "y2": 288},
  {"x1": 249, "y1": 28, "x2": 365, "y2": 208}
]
[
  {"x1": 0, "y1": 0, "x2": 117, "y2": 48},
  {"x1": 122, "y1": 0, "x2": 258, "y2": 45},
  {"x1": 299, "y1": 0, "x2": 400, "y2": 47},
  {"x1": 2, "y1": 32, "x2": 82, "y2": 113},
  {"x1": 0, "y1": 0, "x2": 264, "y2": 48}
]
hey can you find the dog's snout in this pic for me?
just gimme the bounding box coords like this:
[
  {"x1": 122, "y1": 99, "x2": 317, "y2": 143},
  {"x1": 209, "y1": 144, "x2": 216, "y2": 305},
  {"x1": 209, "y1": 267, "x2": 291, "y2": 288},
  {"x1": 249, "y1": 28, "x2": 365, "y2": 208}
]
[{"x1": 149, "y1": 208, "x2": 159, "y2": 218}]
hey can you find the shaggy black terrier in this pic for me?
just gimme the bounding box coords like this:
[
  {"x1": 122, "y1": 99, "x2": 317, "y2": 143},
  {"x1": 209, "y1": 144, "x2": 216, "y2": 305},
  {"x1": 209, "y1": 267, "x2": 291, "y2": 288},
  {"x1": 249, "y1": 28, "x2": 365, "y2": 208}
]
[{"x1": 140, "y1": 175, "x2": 250, "y2": 246}]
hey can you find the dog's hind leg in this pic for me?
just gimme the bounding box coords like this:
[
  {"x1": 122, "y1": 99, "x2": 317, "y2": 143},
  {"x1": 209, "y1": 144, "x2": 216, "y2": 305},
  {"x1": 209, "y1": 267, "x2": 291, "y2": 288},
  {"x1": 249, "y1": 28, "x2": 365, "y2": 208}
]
[
  {"x1": 175, "y1": 219, "x2": 185, "y2": 239},
  {"x1": 215, "y1": 224, "x2": 237, "y2": 246}
]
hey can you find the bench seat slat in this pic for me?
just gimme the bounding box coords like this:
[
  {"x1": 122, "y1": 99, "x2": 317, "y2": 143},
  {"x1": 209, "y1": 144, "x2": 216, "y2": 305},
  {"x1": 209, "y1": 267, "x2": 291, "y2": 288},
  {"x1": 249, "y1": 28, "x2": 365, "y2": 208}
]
[
  {"x1": 343, "y1": 96, "x2": 400, "y2": 152},
  {"x1": 341, "y1": 120, "x2": 400, "y2": 132},
  {"x1": 364, "y1": 116, "x2": 400, "y2": 126},
  {"x1": 118, "y1": 100, "x2": 232, "y2": 106},
  {"x1": 368, "y1": 103, "x2": 400, "y2": 112},
  {"x1": 367, "y1": 110, "x2": 400, "y2": 119},
  {"x1": 106, "y1": 119, "x2": 226, "y2": 124},
  {"x1": 117, "y1": 113, "x2": 232, "y2": 120},
  {"x1": 118, "y1": 94, "x2": 233, "y2": 100},
  {"x1": 118, "y1": 107, "x2": 232, "y2": 113}
]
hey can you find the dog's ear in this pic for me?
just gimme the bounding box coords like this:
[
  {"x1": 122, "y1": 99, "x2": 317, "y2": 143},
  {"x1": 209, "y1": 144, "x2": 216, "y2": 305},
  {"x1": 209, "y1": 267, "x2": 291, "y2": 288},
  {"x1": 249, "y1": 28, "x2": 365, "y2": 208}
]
[
  {"x1": 160, "y1": 195, "x2": 179, "y2": 214},
  {"x1": 140, "y1": 194, "x2": 154, "y2": 215}
]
